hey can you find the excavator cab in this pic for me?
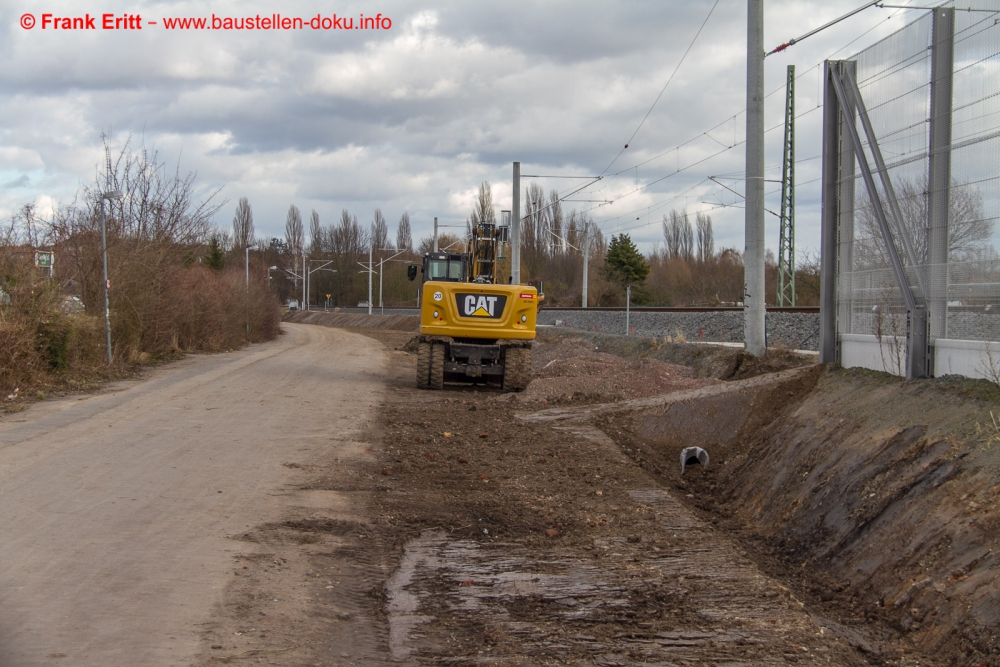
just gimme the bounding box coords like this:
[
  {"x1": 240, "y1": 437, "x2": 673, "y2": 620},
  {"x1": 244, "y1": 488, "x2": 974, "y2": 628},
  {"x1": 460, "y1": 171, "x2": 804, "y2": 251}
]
[{"x1": 408, "y1": 253, "x2": 466, "y2": 284}]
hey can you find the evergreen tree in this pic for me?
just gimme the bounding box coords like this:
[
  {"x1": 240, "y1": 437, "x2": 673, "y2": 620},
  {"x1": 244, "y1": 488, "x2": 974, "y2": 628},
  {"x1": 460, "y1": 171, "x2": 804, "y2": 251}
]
[
  {"x1": 603, "y1": 234, "x2": 649, "y2": 287},
  {"x1": 204, "y1": 235, "x2": 226, "y2": 270}
]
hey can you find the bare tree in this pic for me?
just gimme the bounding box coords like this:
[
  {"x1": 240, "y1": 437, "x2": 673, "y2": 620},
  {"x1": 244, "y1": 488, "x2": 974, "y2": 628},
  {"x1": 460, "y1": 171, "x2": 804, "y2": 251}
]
[
  {"x1": 696, "y1": 212, "x2": 715, "y2": 262},
  {"x1": 83, "y1": 135, "x2": 222, "y2": 247},
  {"x1": 470, "y1": 182, "x2": 496, "y2": 227},
  {"x1": 418, "y1": 233, "x2": 464, "y2": 255},
  {"x1": 309, "y1": 210, "x2": 322, "y2": 255},
  {"x1": 4, "y1": 203, "x2": 45, "y2": 248},
  {"x1": 521, "y1": 183, "x2": 549, "y2": 279},
  {"x1": 44, "y1": 135, "x2": 226, "y2": 354},
  {"x1": 565, "y1": 211, "x2": 580, "y2": 252},
  {"x1": 331, "y1": 210, "x2": 367, "y2": 255},
  {"x1": 371, "y1": 209, "x2": 389, "y2": 250},
  {"x1": 309, "y1": 209, "x2": 371, "y2": 308},
  {"x1": 285, "y1": 205, "x2": 304, "y2": 259},
  {"x1": 585, "y1": 215, "x2": 603, "y2": 260},
  {"x1": 396, "y1": 212, "x2": 413, "y2": 252},
  {"x1": 679, "y1": 212, "x2": 694, "y2": 262},
  {"x1": 232, "y1": 197, "x2": 255, "y2": 251},
  {"x1": 662, "y1": 209, "x2": 694, "y2": 261},
  {"x1": 51, "y1": 135, "x2": 223, "y2": 303},
  {"x1": 663, "y1": 210, "x2": 681, "y2": 258},
  {"x1": 855, "y1": 176, "x2": 991, "y2": 270},
  {"x1": 549, "y1": 190, "x2": 564, "y2": 255}
]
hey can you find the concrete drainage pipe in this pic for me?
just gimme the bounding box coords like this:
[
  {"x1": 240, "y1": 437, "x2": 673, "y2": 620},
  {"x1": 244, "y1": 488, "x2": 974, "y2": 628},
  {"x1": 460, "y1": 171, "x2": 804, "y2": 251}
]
[{"x1": 680, "y1": 447, "x2": 710, "y2": 475}]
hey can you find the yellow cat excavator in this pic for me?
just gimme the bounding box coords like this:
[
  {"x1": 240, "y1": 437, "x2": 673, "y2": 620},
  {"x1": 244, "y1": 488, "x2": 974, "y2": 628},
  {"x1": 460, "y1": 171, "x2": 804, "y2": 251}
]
[{"x1": 407, "y1": 219, "x2": 541, "y2": 391}]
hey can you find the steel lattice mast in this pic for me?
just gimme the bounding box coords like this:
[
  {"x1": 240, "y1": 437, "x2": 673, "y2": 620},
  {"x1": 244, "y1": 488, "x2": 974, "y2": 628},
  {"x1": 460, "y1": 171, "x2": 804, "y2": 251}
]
[{"x1": 777, "y1": 64, "x2": 796, "y2": 307}]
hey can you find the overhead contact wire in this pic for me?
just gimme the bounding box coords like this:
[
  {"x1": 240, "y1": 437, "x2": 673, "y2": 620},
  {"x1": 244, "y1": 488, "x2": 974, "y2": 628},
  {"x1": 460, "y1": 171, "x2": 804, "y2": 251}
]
[{"x1": 597, "y1": 0, "x2": 721, "y2": 178}]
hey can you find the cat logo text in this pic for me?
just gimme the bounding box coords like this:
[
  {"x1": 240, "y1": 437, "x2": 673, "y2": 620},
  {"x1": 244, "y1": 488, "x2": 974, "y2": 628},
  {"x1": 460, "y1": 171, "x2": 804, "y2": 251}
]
[{"x1": 456, "y1": 293, "x2": 508, "y2": 318}]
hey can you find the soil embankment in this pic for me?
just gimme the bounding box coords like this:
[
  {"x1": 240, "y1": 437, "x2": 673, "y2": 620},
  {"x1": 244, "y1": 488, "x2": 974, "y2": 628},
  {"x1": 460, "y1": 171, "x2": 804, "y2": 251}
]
[
  {"x1": 597, "y1": 366, "x2": 1000, "y2": 665},
  {"x1": 347, "y1": 328, "x2": 986, "y2": 665}
]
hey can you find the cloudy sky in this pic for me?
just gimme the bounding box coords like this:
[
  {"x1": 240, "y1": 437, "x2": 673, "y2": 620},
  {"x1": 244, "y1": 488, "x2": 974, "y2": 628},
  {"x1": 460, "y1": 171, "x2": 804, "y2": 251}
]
[{"x1": 0, "y1": 0, "x2": 959, "y2": 258}]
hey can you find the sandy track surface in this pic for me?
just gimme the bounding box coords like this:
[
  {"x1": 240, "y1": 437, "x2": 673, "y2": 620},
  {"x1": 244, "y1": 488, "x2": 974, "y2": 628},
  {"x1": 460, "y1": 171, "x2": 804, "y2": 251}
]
[{"x1": 0, "y1": 323, "x2": 386, "y2": 667}]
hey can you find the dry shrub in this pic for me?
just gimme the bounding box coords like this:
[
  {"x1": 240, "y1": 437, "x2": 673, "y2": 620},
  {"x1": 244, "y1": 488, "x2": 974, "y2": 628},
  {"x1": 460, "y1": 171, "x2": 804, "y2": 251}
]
[
  {"x1": 61, "y1": 314, "x2": 106, "y2": 367},
  {"x1": 146, "y1": 265, "x2": 281, "y2": 354},
  {"x1": 1, "y1": 139, "x2": 282, "y2": 399},
  {"x1": 0, "y1": 264, "x2": 279, "y2": 396},
  {"x1": 63, "y1": 236, "x2": 280, "y2": 360},
  {"x1": 45, "y1": 138, "x2": 280, "y2": 360},
  {"x1": 0, "y1": 320, "x2": 40, "y2": 395},
  {"x1": 0, "y1": 260, "x2": 108, "y2": 396}
]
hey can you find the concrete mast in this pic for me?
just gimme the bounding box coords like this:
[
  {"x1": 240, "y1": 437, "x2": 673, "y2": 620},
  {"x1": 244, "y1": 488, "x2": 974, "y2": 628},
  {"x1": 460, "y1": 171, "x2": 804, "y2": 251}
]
[
  {"x1": 511, "y1": 162, "x2": 521, "y2": 285},
  {"x1": 581, "y1": 221, "x2": 589, "y2": 307},
  {"x1": 744, "y1": 0, "x2": 766, "y2": 356}
]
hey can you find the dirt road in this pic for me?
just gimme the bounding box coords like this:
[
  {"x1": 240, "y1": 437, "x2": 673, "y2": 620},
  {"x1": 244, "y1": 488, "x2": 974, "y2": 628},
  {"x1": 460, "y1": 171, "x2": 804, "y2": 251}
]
[{"x1": 0, "y1": 323, "x2": 386, "y2": 666}]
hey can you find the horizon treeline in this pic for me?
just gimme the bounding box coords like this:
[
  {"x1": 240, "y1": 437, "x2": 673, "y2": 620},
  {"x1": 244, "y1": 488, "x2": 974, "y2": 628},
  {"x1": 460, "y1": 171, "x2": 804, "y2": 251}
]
[{"x1": 257, "y1": 180, "x2": 820, "y2": 309}]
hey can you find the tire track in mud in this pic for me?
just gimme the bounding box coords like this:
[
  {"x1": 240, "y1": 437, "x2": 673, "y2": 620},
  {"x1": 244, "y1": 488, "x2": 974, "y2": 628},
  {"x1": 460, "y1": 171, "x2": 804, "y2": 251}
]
[{"x1": 381, "y1": 483, "x2": 868, "y2": 665}]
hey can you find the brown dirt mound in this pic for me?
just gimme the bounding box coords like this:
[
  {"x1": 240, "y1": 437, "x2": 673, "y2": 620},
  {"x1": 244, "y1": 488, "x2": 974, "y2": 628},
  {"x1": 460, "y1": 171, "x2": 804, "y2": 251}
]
[
  {"x1": 522, "y1": 342, "x2": 720, "y2": 404},
  {"x1": 536, "y1": 329, "x2": 815, "y2": 381}
]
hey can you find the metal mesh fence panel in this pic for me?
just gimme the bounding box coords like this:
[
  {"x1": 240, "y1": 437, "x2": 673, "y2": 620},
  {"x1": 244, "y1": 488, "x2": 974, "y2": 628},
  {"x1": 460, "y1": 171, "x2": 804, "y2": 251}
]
[
  {"x1": 835, "y1": 4, "x2": 1000, "y2": 370},
  {"x1": 946, "y1": 8, "x2": 1000, "y2": 342}
]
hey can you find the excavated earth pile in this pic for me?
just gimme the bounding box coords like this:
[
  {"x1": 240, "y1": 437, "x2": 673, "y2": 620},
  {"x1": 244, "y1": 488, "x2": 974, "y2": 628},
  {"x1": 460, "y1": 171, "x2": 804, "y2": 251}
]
[
  {"x1": 368, "y1": 342, "x2": 874, "y2": 665},
  {"x1": 521, "y1": 337, "x2": 722, "y2": 405},
  {"x1": 535, "y1": 329, "x2": 816, "y2": 382}
]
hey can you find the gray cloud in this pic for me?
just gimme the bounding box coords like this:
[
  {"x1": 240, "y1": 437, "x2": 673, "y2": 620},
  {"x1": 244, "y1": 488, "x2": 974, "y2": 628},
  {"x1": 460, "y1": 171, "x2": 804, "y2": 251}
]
[
  {"x1": 3, "y1": 174, "x2": 30, "y2": 189},
  {"x1": 0, "y1": 0, "x2": 946, "y2": 256}
]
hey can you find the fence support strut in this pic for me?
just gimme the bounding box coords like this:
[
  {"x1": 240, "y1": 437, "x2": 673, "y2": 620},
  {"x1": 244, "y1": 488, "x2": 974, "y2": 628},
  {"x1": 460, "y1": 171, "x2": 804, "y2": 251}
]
[{"x1": 927, "y1": 7, "x2": 955, "y2": 343}]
